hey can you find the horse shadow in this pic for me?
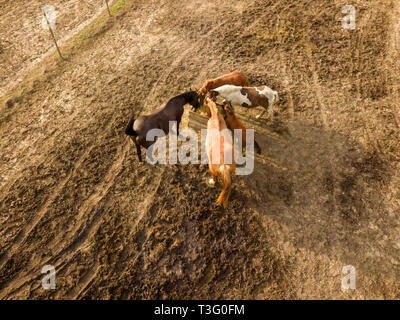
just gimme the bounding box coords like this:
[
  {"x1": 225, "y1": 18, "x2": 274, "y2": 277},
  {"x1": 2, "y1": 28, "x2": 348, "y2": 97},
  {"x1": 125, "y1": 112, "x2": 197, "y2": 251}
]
[{"x1": 239, "y1": 119, "x2": 399, "y2": 287}]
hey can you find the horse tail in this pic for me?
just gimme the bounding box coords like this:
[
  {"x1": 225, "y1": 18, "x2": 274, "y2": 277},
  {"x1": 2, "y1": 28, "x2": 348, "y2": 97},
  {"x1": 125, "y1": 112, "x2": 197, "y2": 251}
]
[
  {"x1": 125, "y1": 117, "x2": 138, "y2": 137},
  {"x1": 216, "y1": 165, "x2": 232, "y2": 208}
]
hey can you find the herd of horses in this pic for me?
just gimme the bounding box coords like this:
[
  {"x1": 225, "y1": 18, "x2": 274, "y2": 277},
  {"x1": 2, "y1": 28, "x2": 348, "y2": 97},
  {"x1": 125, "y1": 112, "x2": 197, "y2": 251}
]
[{"x1": 125, "y1": 71, "x2": 279, "y2": 207}]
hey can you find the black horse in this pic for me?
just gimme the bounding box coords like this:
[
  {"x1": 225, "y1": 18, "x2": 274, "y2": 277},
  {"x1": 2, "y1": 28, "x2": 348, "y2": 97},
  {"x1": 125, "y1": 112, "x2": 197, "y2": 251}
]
[{"x1": 125, "y1": 91, "x2": 200, "y2": 162}]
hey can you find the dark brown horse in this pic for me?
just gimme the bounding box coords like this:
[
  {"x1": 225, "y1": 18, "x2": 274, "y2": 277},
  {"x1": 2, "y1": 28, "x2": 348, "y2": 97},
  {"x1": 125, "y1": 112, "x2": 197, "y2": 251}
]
[{"x1": 125, "y1": 91, "x2": 200, "y2": 162}]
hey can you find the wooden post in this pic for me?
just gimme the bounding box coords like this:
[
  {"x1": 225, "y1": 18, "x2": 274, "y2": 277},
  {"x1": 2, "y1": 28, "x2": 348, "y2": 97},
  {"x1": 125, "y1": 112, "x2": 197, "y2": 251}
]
[
  {"x1": 42, "y1": 9, "x2": 64, "y2": 60},
  {"x1": 104, "y1": 0, "x2": 112, "y2": 17}
]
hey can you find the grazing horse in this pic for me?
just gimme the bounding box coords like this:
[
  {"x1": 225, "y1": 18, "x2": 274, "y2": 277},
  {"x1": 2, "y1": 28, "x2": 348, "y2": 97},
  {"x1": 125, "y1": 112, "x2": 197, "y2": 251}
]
[
  {"x1": 125, "y1": 91, "x2": 200, "y2": 162},
  {"x1": 198, "y1": 71, "x2": 249, "y2": 103},
  {"x1": 209, "y1": 84, "x2": 279, "y2": 119},
  {"x1": 223, "y1": 102, "x2": 262, "y2": 155},
  {"x1": 205, "y1": 98, "x2": 236, "y2": 208}
]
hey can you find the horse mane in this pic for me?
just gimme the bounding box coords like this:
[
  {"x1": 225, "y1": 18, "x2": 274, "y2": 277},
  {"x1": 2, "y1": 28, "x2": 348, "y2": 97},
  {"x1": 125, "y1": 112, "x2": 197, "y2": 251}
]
[{"x1": 172, "y1": 91, "x2": 198, "y2": 102}]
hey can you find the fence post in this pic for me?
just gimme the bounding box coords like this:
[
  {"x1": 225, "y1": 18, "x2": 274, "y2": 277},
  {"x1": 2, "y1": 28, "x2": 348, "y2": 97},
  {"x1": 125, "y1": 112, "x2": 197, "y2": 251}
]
[
  {"x1": 42, "y1": 9, "x2": 64, "y2": 60},
  {"x1": 105, "y1": 0, "x2": 112, "y2": 17}
]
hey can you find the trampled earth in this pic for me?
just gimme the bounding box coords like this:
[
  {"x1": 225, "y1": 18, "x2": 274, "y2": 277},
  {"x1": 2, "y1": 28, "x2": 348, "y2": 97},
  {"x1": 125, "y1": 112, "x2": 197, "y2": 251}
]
[{"x1": 0, "y1": 0, "x2": 399, "y2": 299}]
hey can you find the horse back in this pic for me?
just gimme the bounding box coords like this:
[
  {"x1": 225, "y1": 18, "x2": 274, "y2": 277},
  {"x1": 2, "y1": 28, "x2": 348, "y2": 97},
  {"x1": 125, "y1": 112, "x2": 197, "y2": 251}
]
[
  {"x1": 163, "y1": 98, "x2": 185, "y2": 120},
  {"x1": 204, "y1": 71, "x2": 249, "y2": 92}
]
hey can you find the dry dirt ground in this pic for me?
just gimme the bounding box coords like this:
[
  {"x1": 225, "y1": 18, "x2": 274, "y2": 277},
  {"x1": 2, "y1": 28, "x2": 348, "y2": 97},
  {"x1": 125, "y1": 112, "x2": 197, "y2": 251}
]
[
  {"x1": 0, "y1": 0, "x2": 399, "y2": 299},
  {"x1": 0, "y1": 0, "x2": 111, "y2": 97}
]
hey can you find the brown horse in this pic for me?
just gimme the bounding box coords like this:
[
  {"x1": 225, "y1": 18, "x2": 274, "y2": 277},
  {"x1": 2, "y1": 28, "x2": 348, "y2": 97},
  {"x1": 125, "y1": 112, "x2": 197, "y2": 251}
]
[
  {"x1": 125, "y1": 91, "x2": 200, "y2": 162},
  {"x1": 198, "y1": 71, "x2": 249, "y2": 103},
  {"x1": 205, "y1": 98, "x2": 236, "y2": 208},
  {"x1": 223, "y1": 102, "x2": 262, "y2": 155}
]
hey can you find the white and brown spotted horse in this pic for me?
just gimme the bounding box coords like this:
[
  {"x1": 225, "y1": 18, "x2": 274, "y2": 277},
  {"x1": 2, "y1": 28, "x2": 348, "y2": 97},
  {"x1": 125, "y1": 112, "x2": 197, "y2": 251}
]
[
  {"x1": 197, "y1": 71, "x2": 250, "y2": 103},
  {"x1": 209, "y1": 84, "x2": 279, "y2": 119}
]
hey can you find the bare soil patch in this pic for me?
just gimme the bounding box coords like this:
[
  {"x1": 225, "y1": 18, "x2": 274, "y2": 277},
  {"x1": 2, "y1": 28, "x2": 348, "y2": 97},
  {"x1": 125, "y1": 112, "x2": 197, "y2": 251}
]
[{"x1": 0, "y1": 0, "x2": 399, "y2": 299}]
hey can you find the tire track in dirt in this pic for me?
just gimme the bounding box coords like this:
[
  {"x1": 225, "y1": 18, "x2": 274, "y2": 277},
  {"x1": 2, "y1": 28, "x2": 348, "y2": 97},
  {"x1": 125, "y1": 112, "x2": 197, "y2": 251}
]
[
  {"x1": 1, "y1": 27, "x2": 198, "y2": 298},
  {"x1": 69, "y1": 260, "x2": 100, "y2": 299},
  {"x1": 49, "y1": 141, "x2": 129, "y2": 258},
  {"x1": 354, "y1": 32, "x2": 383, "y2": 157},
  {"x1": 68, "y1": 168, "x2": 167, "y2": 300},
  {"x1": 0, "y1": 128, "x2": 131, "y2": 298},
  {"x1": 2, "y1": 0, "x2": 400, "y2": 299},
  {"x1": 0, "y1": 108, "x2": 89, "y2": 199},
  {"x1": 304, "y1": 40, "x2": 329, "y2": 127},
  {"x1": 0, "y1": 144, "x2": 96, "y2": 272},
  {"x1": 144, "y1": 46, "x2": 194, "y2": 104},
  {"x1": 303, "y1": 40, "x2": 343, "y2": 222},
  {"x1": 278, "y1": 53, "x2": 295, "y2": 119},
  {"x1": 354, "y1": 31, "x2": 385, "y2": 158},
  {"x1": 127, "y1": 170, "x2": 165, "y2": 255},
  {"x1": 0, "y1": 140, "x2": 128, "y2": 299}
]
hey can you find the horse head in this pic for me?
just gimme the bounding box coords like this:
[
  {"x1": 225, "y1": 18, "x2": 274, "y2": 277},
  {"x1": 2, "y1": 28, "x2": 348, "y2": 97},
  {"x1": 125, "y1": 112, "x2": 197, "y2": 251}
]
[
  {"x1": 207, "y1": 90, "x2": 219, "y2": 102},
  {"x1": 188, "y1": 90, "x2": 201, "y2": 110},
  {"x1": 194, "y1": 87, "x2": 207, "y2": 104}
]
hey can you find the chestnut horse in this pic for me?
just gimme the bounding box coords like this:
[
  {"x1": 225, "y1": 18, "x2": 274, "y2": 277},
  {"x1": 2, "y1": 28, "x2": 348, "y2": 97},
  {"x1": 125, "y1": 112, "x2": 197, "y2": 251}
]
[
  {"x1": 223, "y1": 101, "x2": 262, "y2": 155},
  {"x1": 205, "y1": 98, "x2": 236, "y2": 207},
  {"x1": 198, "y1": 71, "x2": 249, "y2": 103},
  {"x1": 125, "y1": 91, "x2": 200, "y2": 162}
]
